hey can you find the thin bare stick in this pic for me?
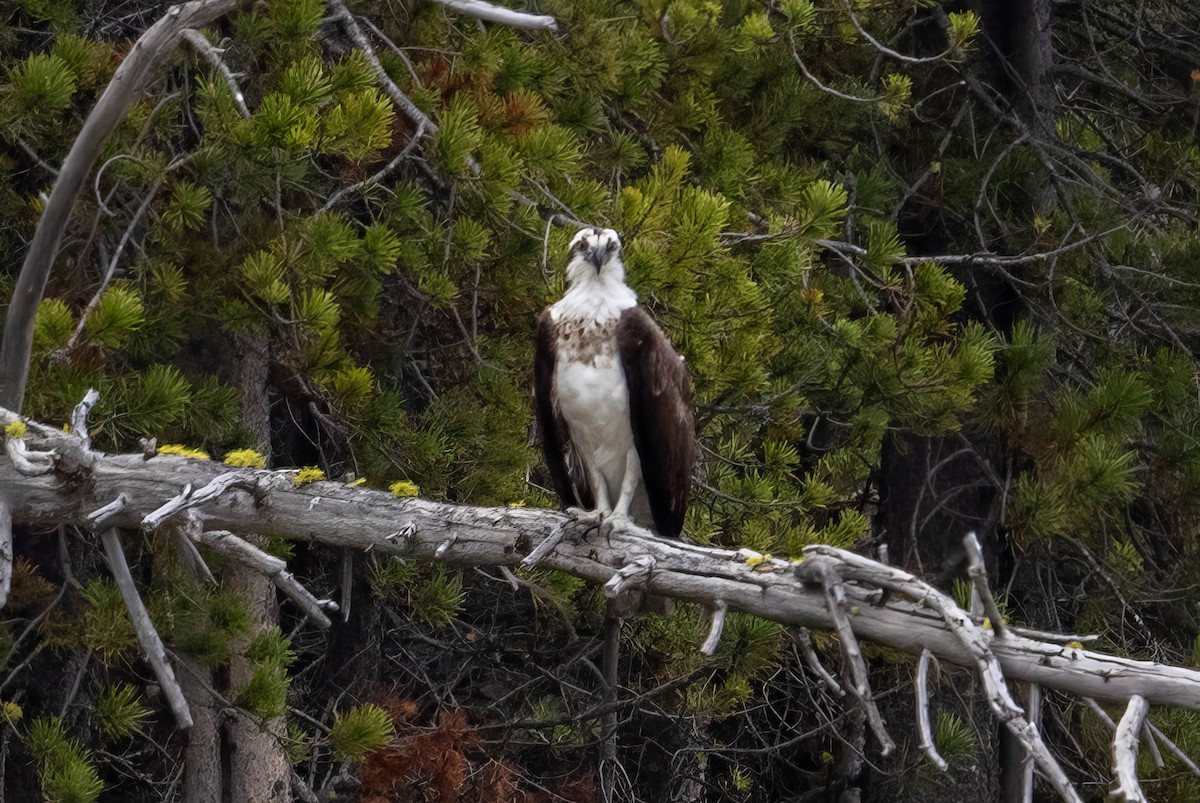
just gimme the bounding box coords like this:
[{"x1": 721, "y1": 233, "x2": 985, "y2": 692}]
[
  {"x1": 1084, "y1": 695, "x2": 1117, "y2": 728},
  {"x1": 798, "y1": 556, "x2": 895, "y2": 755},
  {"x1": 1021, "y1": 683, "x2": 1042, "y2": 802},
  {"x1": 964, "y1": 532, "x2": 1007, "y2": 637},
  {"x1": 323, "y1": 121, "x2": 428, "y2": 209},
  {"x1": 142, "y1": 471, "x2": 259, "y2": 531},
  {"x1": 435, "y1": 534, "x2": 459, "y2": 559},
  {"x1": 789, "y1": 628, "x2": 843, "y2": 695},
  {"x1": 916, "y1": 649, "x2": 948, "y2": 771},
  {"x1": 1141, "y1": 719, "x2": 1163, "y2": 769},
  {"x1": 700, "y1": 600, "x2": 728, "y2": 656},
  {"x1": 16, "y1": 138, "x2": 58, "y2": 176},
  {"x1": 60, "y1": 180, "x2": 164, "y2": 357},
  {"x1": 0, "y1": 499, "x2": 11, "y2": 609},
  {"x1": 99, "y1": 528, "x2": 192, "y2": 729},
  {"x1": 520, "y1": 518, "x2": 571, "y2": 568},
  {"x1": 357, "y1": 16, "x2": 420, "y2": 83},
  {"x1": 1112, "y1": 695, "x2": 1149, "y2": 802},
  {"x1": 69, "y1": 389, "x2": 100, "y2": 448},
  {"x1": 197, "y1": 530, "x2": 337, "y2": 628},
  {"x1": 839, "y1": 0, "x2": 957, "y2": 65},
  {"x1": 603, "y1": 555, "x2": 655, "y2": 600},
  {"x1": 428, "y1": 0, "x2": 558, "y2": 31},
  {"x1": 340, "y1": 550, "x2": 353, "y2": 623},
  {"x1": 327, "y1": 0, "x2": 435, "y2": 133},
  {"x1": 172, "y1": 510, "x2": 215, "y2": 583},
  {"x1": 789, "y1": 39, "x2": 881, "y2": 104},
  {"x1": 1009, "y1": 626, "x2": 1098, "y2": 644},
  {"x1": 1147, "y1": 722, "x2": 1200, "y2": 778},
  {"x1": 86, "y1": 493, "x2": 128, "y2": 527},
  {"x1": 5, "y1": 437, "x2": 55, "y2": 477},
  {"x1": 497, "y1": 565, "x2": 522, "y2": 591},
  {"x1": 180, "y1": 29, "x2": 250, "y2": 118}
]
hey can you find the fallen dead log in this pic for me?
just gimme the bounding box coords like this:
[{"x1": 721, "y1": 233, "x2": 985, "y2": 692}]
[
  {"x1": 4, "y1": 402, "x2": 1200, "y2": 800},
  {"x1": 4, "y1": 406, "x2": 1200, "y2": 711}
]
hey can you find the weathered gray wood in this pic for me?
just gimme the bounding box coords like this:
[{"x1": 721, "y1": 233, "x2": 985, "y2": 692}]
[
  {"x1": 0, "y1": 498, "x2": 10, "y2": 609},
  {"x1": 5, "y1": 412, "x2": 1200, "y2": 712},
  {"x1": 99, "y1": 528, "x2": 193, "y2": 728},
  {"x1": 1112, "y1": 695, "x2": 1149, "y2": 802}
]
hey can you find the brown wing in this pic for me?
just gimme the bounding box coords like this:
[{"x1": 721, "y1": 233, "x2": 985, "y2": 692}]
[
  {"x1": 534, "y1": 309, "x2": 594, "y2": 510},
  {"x1": 616, "y1": 307, "x2": 695, "y2": 538}
]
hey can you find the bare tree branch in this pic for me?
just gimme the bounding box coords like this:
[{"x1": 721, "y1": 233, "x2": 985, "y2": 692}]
[
  {"x1": 0, "y1": 498, "x2": 11, "y2": 610},
  {"x1": 99, "y1": 526, "x2": 193, "y2": 729},
  {"x1": 428, "y1": 0, "x2": 558, "y2": 31},
  {"x1": 1112, "y1": 695, "x2": 1149, "y2": 802},
  {"x1": 915, "y1": 649, "x2": 948, "y2": 771},
  {"x1": 180, "y1": 28, "x2": 251, "y2": 118}
]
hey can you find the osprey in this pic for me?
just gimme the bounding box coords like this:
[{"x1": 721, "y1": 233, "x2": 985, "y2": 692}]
[{"x1": 534, "y1": 227, "x2": 695, "y2": 537}]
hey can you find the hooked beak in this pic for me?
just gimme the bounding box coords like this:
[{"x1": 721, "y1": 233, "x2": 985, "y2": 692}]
[{"x1": 585, "y1": 246, "x2": 605, "y2": 271}]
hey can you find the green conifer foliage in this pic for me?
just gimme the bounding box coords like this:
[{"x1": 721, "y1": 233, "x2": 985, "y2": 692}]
[{"x1": 8, "y1": 0, "x2": 1200, "y2": 797}]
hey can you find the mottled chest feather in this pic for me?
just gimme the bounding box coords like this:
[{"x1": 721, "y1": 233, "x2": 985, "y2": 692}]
[{"x1": 556, "y1": 317, "x2": 619, "y2": 368}]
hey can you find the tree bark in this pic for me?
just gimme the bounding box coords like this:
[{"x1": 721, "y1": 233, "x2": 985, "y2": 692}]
[
  {"x1": 179, "y1": 657, "x2": 223, "y2": 803},
  {"x1": 223, "y1": 327, "x2": 291, "y2": 802}
]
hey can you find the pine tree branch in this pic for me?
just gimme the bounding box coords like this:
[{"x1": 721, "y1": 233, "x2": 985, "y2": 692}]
[{"x1": 0, "y1": 0, "x2": 253, "y2": 412}]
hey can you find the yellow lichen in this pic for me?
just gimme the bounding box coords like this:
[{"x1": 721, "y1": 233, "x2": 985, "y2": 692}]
[
  {"x1": 1065, "y1": 640, "x2": 1083, "y2": 650},
  {"x1": 4, "y1": 421, "x2": 27, "y2": 439},
  {"x1": 293, "y1": 467, "x2": 326, "y2": 487},
  {"x1": 347, "y1": 477, "x2": 367, "y2": 487},
  {"x1": 2, "y1": 701, "x2": 22, "y2": 722},
  {"x1": 158, "y1": 444, "x2": 211, "y2": 460},
  {"x1": 745, "y1": 552, "x2": 772, "y2": 567},
  {"x1": 223, "y1": 448, "x2": 267, "y2": 469},
  {"x1": 389, "y1": 480, "x2": 419, "y2": 498},
  {"x1": 507, "y1": 500, "x2": 526, "y2": 508}
]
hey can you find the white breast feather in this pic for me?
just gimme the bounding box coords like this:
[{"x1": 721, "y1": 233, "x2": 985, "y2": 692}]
[{"x1": 551, "y1": 274, "x2": 638, "y2": 506}]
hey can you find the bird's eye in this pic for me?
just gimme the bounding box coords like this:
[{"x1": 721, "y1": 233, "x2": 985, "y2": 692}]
[{"x1": 606, "y1": 241, "x2": 617, "y2": 253}]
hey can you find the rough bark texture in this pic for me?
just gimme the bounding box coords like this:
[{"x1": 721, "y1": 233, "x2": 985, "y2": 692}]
[
  {"x1": 179, "y1": 656, "x2": 223, "y2": 803},
  {"x1": 223, "y1": 327, "x2": 291, "y2": 803},
  {"x1": 224, "y1": 562, "x2": 290, "y2": 803}
]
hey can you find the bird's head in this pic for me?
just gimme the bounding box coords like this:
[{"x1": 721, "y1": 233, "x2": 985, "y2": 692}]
[{"x1": 565, "y1": 227, "x2": 625, "y2": 286}]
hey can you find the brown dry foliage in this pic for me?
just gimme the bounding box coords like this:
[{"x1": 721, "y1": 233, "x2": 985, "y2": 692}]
[{"x1": 359, "y1": 703, "x2": 597, "y2": 802}]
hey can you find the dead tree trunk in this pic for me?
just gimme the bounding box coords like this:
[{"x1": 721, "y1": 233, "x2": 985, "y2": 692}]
[{"x1": 223, "y1": 329, "x2": 290, "y2": 802}]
